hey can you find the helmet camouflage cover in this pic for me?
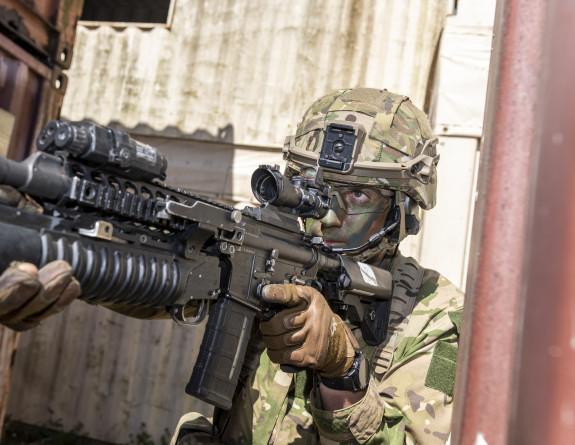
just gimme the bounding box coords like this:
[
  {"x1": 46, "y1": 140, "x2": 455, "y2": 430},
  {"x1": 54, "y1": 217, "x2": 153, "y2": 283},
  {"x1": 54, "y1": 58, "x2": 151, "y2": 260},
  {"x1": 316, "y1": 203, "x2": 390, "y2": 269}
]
[{"x1": 284, "y1": 88, "x2": 439, "y2": 210}]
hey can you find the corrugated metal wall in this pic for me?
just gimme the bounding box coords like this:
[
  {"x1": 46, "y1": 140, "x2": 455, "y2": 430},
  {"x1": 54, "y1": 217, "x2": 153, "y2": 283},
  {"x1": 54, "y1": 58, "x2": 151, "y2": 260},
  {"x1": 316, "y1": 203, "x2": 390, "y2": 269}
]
[
  {"x1": 8, "y1": 303, "x2": 212, "y2": 443},
  {"x1": 60, "y1": 0, "x2": 447, "y2": 147},
  {"x1": 5, "y1": 0, "x2": 495, "y2": 443}
]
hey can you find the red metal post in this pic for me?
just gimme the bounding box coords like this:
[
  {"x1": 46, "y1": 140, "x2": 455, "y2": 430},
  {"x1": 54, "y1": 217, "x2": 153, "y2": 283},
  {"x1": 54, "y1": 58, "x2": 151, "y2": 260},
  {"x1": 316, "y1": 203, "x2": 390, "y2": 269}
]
[
  {"x1": 450, "y1": 0, "x2": 548, "y2": 443},
  {"x1": 510, "y1": 0, "x2": 575, "y2": 443}
]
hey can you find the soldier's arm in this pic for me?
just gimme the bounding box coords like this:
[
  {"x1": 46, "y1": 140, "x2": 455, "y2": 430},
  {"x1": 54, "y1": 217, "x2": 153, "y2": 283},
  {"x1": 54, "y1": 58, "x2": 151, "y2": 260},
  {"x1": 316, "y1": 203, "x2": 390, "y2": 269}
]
[{"x1": 309, "y1": 272, "x2": 464, "y2": 444}]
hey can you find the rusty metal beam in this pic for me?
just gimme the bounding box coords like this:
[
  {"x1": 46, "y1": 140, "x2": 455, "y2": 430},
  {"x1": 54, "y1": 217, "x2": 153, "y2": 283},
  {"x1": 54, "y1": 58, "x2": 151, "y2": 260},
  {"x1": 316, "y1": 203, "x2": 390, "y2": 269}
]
[
  {"x1": 509, "y1": 0, "x2": 575, "y2": 443},
  {"x1": 0, "y1": 0, "x2": 84, "y2": 68},
  {"x1": 450, "y1": 0, "x2": 548, "y2": 443}
]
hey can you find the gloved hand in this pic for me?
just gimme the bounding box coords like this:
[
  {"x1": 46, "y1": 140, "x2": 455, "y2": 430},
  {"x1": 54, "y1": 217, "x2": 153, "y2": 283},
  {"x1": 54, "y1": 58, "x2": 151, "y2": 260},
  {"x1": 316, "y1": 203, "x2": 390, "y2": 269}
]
[
  {"x1": 0, "y1": 261, "x2": 81, "y2": 331},
  {"x1": 0, "y1": 185, "x2": 42, "y2": 213},
  {"x1": 259, "y1": 284, "x2": 359, "y2": 378}
]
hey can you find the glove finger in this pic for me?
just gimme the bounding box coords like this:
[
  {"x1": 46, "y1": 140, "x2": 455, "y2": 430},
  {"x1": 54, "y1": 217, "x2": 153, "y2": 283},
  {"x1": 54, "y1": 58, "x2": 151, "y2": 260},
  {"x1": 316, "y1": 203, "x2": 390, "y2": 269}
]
[
  {"x1": 267, "y1": 346, "x2": 303, "y2": 366},
  {"x1": 0, "y1": 185, "x2": 26, "y2": 207},
  {"x1": 0, "y1": 262, "x2": 42, "y2": 316},
  {"x1": 1, "y1": 319, "x2": 41, "y2": 331},
  {"x1": 39, "y1": 260, "x2": 76, "y2": 298},
  {"x1": 0, "y1": 186, "x2": 43, "y2": 214},
  {"x1": 262, "y1": 331, "x2": 302, "y2": 351},
  {"x1": 55, "y1": 276, "x2": 81, "y2": 308},
  {"x1": 8, "y1": 261, "x2": 74, "y2": 322},
  {"x1": 259, "y1": 306, "x2": 304, "y2": 336},
  {"x1": 261, "y1": 324, "x2": 320, "y2": 357},
  {"x1": 284, "y1": 323, "x2": 316, "y2": 346},
  {"x1": 261, "y1": 284, "x2": 308, "y2": 307},
  {"x1": 267, "y1": 345, "x2": 323, "y2": 370},
  {"x1": 283, "y1": 346, "x2": 321, "y2": 369},
  {"x1": 12, "y1": 262, "x2": 39, "y2": 275},
  {"x1": 20, "y1": 196, "x2": 43, "y2": 214},
  {"x1": 29, "y1": 276, "x2": 81, "y2": 322},
  {"x1": 294, "y1": 285, "x2": 325, "y2": 302}
]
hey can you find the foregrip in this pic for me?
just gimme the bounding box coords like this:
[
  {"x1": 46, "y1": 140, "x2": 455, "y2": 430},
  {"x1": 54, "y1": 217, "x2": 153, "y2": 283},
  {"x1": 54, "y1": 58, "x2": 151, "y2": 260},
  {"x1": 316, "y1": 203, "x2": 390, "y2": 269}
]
[{"x1": 186, "y1": 296, "x2": 257, "y2": 410}]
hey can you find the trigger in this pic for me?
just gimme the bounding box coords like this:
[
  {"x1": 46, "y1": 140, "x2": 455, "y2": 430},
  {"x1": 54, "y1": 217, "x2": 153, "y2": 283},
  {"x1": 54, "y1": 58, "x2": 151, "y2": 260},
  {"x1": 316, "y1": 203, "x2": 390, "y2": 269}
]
[{"x1": 261, "y1": 302, "x2": 284, "y2": 321}]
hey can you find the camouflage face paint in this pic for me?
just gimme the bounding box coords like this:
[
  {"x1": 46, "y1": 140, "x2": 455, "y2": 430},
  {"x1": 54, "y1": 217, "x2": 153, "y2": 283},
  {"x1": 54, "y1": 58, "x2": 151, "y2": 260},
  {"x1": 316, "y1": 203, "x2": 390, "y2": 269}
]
[{"x1": 306, "y1": 187, "x2": 391, "y2": 250}]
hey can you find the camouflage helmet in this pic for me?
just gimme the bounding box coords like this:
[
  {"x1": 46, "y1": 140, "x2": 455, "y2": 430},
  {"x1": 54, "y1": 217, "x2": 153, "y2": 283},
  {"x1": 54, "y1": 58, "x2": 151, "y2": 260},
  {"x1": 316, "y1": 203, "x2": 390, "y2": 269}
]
[{"x1": 283, "y1": 88, "x2": 439, "y2": 211}]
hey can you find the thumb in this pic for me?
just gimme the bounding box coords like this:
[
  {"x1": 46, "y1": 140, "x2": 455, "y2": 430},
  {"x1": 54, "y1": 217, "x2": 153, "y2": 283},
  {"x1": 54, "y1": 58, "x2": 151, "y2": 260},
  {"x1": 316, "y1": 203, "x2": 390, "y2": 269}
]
[{"x1": 261, "y1": 284, "x2": 306, "y2": 308}]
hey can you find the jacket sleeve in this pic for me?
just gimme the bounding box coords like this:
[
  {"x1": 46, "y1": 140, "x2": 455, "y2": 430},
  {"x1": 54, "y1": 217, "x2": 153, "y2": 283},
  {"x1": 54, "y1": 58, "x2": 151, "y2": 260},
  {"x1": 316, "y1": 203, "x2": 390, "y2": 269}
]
[{"x1": 310, "y1": 272, "x2": 464, "y2": 444}]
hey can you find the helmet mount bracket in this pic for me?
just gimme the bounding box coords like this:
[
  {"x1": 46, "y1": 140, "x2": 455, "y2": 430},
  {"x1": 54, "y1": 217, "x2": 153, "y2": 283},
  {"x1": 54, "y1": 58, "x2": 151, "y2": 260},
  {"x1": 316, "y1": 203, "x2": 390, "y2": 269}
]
[{"x1": 318, "y1": 120, "x2": 365, "y2": 173}]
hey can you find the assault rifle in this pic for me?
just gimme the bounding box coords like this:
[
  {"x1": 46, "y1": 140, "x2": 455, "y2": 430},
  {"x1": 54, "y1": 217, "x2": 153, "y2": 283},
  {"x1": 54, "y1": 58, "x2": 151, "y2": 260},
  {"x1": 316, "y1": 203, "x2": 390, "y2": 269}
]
[{"x1": 0, "y1": 120, "x2": 393, "y2": 410}]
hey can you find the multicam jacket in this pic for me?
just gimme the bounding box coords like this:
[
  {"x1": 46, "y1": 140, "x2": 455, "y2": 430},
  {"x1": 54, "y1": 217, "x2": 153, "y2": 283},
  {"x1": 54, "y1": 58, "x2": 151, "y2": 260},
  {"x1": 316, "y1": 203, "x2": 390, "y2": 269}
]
[{"x1": 172, "y1": 253, "x2": 464, "y2": 444}]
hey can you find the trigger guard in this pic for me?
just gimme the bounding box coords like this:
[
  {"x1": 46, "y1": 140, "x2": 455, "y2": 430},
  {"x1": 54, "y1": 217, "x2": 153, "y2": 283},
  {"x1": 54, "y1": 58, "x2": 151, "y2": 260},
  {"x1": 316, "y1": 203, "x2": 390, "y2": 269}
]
[
  {"x1": 305, "y1": 279, "x2": 322, "y2": 292},
  {"x1": 169, "y1": 301, "x2": 208, "y2": 326}
]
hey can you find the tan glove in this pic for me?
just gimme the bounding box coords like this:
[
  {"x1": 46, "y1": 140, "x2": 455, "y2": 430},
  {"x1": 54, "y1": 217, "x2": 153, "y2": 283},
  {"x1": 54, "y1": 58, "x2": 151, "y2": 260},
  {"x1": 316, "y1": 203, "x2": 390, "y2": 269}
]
[
  {"x1": 0, "y1": 261, "x2": 81, "y2": 331},
  {"x1": 259, "y1": 284, "x2": 359, "y2": 378},
  {"x1": 0, "y1": 185, "x2": 43, "y2": 213}
]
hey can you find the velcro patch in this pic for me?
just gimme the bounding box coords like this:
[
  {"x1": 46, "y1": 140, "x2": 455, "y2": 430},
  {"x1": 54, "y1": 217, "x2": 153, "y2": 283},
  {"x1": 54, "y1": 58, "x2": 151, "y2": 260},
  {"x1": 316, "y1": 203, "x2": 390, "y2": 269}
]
[
  {"x1": 448, "y1": 310, "x2": 463, "y2": 334},
  {"x1": 424, "y1": 341, "x2": 458, "y2": 397}
]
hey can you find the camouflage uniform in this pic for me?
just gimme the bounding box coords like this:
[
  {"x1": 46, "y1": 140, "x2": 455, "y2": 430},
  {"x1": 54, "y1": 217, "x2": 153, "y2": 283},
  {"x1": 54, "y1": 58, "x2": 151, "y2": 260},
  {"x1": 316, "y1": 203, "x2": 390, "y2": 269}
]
[
  {"x1": 172, "y1": 89, "x2": 463, "y2": 444},
  {"x1": 173, "y1": 253, "x2": 464, "y2": 444}
]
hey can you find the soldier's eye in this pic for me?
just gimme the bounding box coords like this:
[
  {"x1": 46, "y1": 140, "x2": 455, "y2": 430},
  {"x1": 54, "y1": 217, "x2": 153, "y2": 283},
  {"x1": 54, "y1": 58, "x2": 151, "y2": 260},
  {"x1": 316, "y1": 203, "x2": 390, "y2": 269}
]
[
  {"x1": 345, "y1": 189, "x2": 371, "y2": 204},
  {"x1": 351, "y1": 190, "x2": 367, "y2": 200}
]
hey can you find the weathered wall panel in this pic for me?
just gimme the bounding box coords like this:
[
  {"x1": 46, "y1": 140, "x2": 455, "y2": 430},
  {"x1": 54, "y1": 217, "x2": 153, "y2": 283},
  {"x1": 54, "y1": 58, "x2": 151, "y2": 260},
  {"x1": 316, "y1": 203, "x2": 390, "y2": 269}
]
[
  {"x1": 419, "y1": 137, "x2": 480, "y2": 287},
  {"x1": 127, "y1": 135, "x2": 284, "y2": 205},
  {"x1": 418, "y1": 1, "x2": 495, "y2": 288},
  {"x1": 8, "y1": 301, "x2": 212, "y2": 443},
  {"x1": 61, "y1": 0, "x2": 448, "y2": 146}
]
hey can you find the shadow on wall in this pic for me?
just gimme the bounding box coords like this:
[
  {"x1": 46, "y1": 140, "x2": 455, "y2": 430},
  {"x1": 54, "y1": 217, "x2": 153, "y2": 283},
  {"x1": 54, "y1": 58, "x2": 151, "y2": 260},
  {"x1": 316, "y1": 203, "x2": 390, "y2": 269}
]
[
  {"x1": 106, "y1": 121, "x2": 235, "y2": 144},
  {"x1": 105, "y1": 120, "x2": 237, "y2": 204},
  {"x1": 67, "y1": 118, "x2": 284, "y2": 207}
]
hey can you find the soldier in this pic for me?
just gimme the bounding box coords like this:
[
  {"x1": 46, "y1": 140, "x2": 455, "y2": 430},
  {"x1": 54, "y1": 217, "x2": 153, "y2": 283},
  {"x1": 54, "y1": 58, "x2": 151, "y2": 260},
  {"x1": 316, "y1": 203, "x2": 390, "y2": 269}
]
[
  {"x1": 174, "y1": 88, "x2": 464, "y2": 444},
  {"x1": 0, "y1": 88, "x2": 464, "y2": 444}
]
